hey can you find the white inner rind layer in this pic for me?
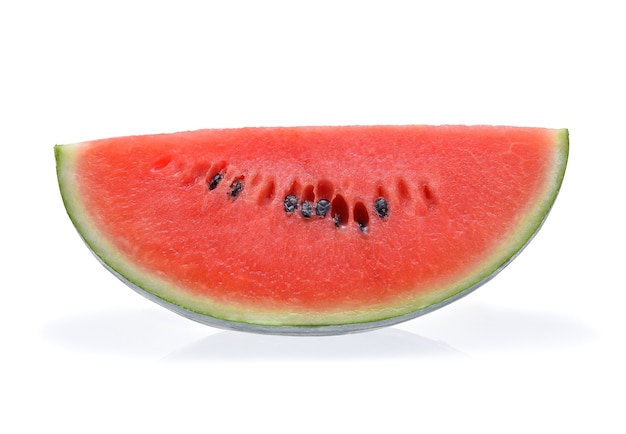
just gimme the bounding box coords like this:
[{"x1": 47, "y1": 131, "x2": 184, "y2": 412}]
[{"x1": 55, "y1": 129, "x2": 569, "y2": 335}]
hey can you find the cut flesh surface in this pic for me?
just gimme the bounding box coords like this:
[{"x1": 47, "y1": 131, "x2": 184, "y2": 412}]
[{"x1": 55, "y1": 125, "x2": 568, "y2": 335}]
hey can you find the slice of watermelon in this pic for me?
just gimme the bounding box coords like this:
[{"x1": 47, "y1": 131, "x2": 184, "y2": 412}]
[{"x1": 55, "y1": 125, "x2": 568, "y2": 335}]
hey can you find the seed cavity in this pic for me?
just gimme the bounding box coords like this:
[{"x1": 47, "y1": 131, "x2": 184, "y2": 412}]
[
  {"x1": 420, "y1": 182, "x2": 438, "y2": 209},
  {"x1": 288, "y1": 180, "x2": 302, "y2": 198},
  {"x1": 284, "y1": 194, "x2": 298, "y2": 213},
  {"x1": 315, "y1": 179, "x2": 334, "y2": 201},
  {"x1": 250, "y1": 173, "x2": 262, "y2": 188},
  {"x1": 300, "y1": 201, "x2": 314, "y2": 218},
  {"x1": 353, "y1": 201, "x2": 370, "y2": 232},
  {"x1": 302, "y1": 184, "x2": 315, "y2": 203},
  {"x1": 257, "y1": 178, "x2": 276, "y2": 205},
  {"x1": 229, "y1": 177, "x2": 244, "y2": 199},
  {"x1": 374, "y1": 197, "x2": 389, "y2": 218},
  {"x1": 151, "y1": 155, "x2": 173, "y2": 172},
  {"x1": 376, "y1": 185, "x2": 388, "y2": 199},
  {"x1": 331, "y1": 195, "x2": 349, "y2": 228},
  {"x1": 315, "y1": 199, "x2": 331, "y2": 217},
  {"x1": 396, "y1": 178, "x2": 411, "y2": 204}
]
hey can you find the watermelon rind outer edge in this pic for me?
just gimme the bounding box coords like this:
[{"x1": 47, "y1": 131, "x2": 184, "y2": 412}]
[
  {"x1": 54, "y1": 128, "x2": 569, "y2": 336},
  {"x1": 100, "y1": 256, "x2": 507, "y2": 336}
]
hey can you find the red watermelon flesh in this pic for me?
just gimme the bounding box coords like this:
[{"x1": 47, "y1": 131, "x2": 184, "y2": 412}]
[{"x1": 55, "y1": 125, "x2": 568, "y2": 335}]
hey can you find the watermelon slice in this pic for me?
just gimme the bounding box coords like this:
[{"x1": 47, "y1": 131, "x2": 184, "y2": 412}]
[{"x1": 55, "y1": 125, "x2": 568, "y2": 335}]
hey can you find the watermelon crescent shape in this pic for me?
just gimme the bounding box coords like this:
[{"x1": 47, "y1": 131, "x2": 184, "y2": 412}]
[{"x1": 55, "y1": 125, "x2": 568, "y2": 335}]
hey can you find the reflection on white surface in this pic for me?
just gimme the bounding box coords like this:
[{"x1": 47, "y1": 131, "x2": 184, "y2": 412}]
[
  {"x1": 163, "y1": 328, "x2": 464, "y2": 362},
  {"x1": 42, "y1": 308, "x2": 204, "y2": 359},
  {"x1": 42, "y1": 301, "x2": 597, "y2": 362},
  {"x1": 407, "y1": 301, "x2": 599, "y2": 353},
  {"x1": 42, "y1": 308, "x2": 464, "y2": 360}
]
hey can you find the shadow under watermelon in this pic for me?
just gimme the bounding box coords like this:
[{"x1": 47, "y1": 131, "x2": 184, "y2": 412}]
[
  {"x1": 43, "y1": 301, "x2": 596, "y2": 362},
  {"x1": 161, "y1": 327, "x2": 466, "y2": 362},
  {"x1": 42, "y1": 306, "x2": 464, "y2": 361}
]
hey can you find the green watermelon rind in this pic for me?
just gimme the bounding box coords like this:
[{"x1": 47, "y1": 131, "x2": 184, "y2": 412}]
[{"x1": 55, "y1": 128, "x2": 568, "y2": 336}]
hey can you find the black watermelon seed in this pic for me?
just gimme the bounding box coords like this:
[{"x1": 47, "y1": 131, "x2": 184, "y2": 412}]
[
  {"x1": 374, "y1": 197, "x2": 389, "y2": 218},
  {"x1": 284, "y1": 194, "x2": 298, "y2": 213},
  {"x1": 229, "y1": 179, "x2": 244, "y2": 198},
  {"x1": 208, "y1": 172, "x2": 223, "y2": 190},
  {"x1": 315, "y1": 199, "x2": 330, "y2": 217},
  {"x1": 301, "y1": 201, "x2": 314, "y2": 218}
]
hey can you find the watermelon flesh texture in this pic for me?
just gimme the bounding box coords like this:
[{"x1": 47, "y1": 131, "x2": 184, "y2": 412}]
[{"x1": 55, "y1": 125, "x2": 568, "y2": 335}]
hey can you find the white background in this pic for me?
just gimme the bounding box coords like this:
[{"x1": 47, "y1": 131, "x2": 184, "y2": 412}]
[{"x1": 2, "y1": 1, "x2": 624, "y2": 432}]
